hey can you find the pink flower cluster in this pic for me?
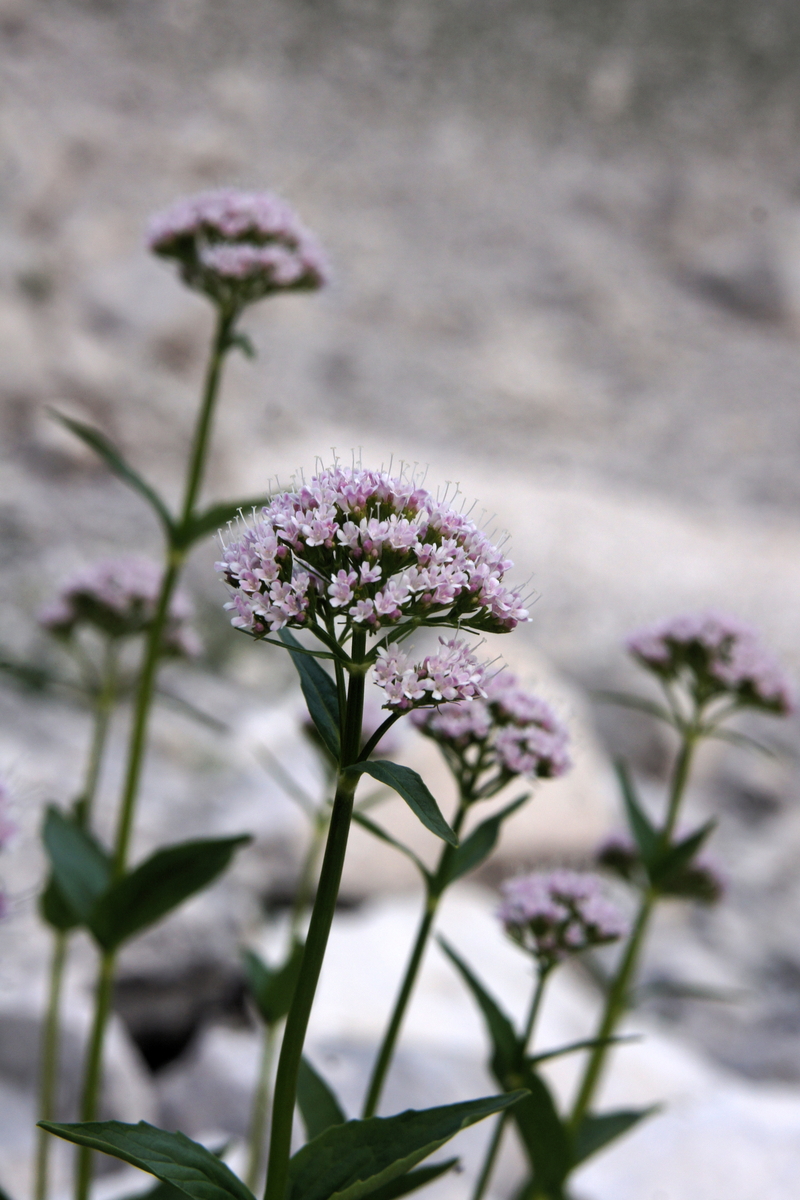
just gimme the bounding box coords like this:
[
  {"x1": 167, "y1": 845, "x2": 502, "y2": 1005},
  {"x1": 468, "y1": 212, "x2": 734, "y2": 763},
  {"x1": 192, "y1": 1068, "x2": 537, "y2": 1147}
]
[
  {"x1": 40, "y1": 557, "x2": 201, "y2": 657},
  {"x1": 412, "y1": 671, "x2": 571, "y2": 780},
  {"x1": 147, "y1": 189, "x2": 328, "y2": 307},
  {"x1": 499, "y1": 869, "x2": 628, "y2": 963},
  {"x1": 217, "y1": 465, "x2": 530, "y2": 639},
  {"x1": 373, "y1": 638, "x2": 487, "y2": 711},
  {"x1": 627, "y1": 611, "x2": 794, "y2": 715}
]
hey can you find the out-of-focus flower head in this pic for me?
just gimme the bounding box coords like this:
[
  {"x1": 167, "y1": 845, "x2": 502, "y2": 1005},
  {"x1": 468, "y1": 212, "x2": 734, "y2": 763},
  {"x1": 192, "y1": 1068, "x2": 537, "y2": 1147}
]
[
  {"x1": 147, "y1": 189, "x2": 328, "y2": 309},
  {"x1": 499, "y1": 869, "x2": 628, "y2": 965},
  {"x1": 40, "y1": 557, "x2": 201, "y2": 657},
  {"x1": 412, "y1": 670, "x2": 571, "y2": 783},
  {"x1": 597, "y1": 832, "x2": 725, "y2": 904},
  {"x1": 216, "y1": 465, "x2": 529, "y2": 646},
  {"x1": 626, "y1": 611, "x2": 794, "y2": 716}
]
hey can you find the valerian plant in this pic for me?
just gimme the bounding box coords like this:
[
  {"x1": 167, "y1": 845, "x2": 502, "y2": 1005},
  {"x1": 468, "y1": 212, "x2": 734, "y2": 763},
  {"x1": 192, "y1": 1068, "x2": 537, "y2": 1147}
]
[{"x1": 20, "y1": 181, "x2": 795, "y2": 1200}]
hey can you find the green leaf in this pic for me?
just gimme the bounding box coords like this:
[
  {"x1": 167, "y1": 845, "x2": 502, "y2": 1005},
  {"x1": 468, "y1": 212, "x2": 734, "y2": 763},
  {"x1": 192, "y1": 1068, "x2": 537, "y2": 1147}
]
[
  {"x1": 42, "y1": 806, "x2": 112, "y2": 926},
  {"x1": 615, "y1": 761, "x2": 659, "y2": 868},
  {"x1": 705, "y1": 727, "x2": 777, "y2": 758},
  {"x1": 361, "y1": 1160, "x2": 458, "y2": 1200},
  {"x1": 39, "y1": 874, "x2": 80, "y2": 932},
  {"x1": 89, "y1": 836, "x2": 251, "y2": 951},
  {"x1": 297, "y1": 1056, "x2": 347, "y2": 1142},
  {"x1": 279, "y1": 629, "x2": 341, "y2": 761},
  {"x1": 511, "y1": 1064, "x2": 571, "y2": 1196},
  {"x1": 650, "y1": 819, "x2": 716, "y2": 891},
  {"x1": 37, "y1": 1121, "x2": 254, "y2": 1200},
  {"x1": 49, "y1": 411, "x2": 174, "y2": 538},
  {"x1": 287, "y1": 1093, "x2": 527, "y2": 1200},
  {"x1": 572, "y1": 1107, "x2": 656, "y2": 1167},
  {"x1": 440, "y1": 796, "x2": 528, "y2": 890},
  {"x1": 592, "y1": 691, "x2": 675, "y2": 726},
  {"x1": 526, "y1": 1034, "x2": 639, "y2": 1067},
  {"x1": 114, "y1": 1180, "x2": 186, "y2": 1200},
  {"x1": 437, "y1": 939, "x2": 519, "y2": 1079},
  {"x1": 175, "y1": 496, "x2": 274, "y2": 550},
  {"x1": 351, "y1": 812, "x2": 431, "y2": 883},
  {"x1": 242, "y1": 941, "x2": 305, "y2": 1026},
  {"x1": 346, "y1": 762, "x2": 457, "y2": 847}
]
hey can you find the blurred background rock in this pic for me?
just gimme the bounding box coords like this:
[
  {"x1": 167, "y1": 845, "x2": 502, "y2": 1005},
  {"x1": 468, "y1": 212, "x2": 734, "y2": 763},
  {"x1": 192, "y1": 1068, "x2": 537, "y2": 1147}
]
[{"x1": 2, "y1": 1, "x2": 800, "y2": 1196}]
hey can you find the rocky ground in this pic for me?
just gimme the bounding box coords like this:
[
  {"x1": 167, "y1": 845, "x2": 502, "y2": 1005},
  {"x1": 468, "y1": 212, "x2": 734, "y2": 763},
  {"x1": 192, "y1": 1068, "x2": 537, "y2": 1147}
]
[{"x1": 2, "y1": 1, "x2": 800, "y2": 1197}]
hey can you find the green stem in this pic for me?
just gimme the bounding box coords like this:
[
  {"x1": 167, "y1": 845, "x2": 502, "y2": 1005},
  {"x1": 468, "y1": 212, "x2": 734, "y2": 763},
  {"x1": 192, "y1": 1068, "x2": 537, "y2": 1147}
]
[
  {"x1": 36, "y1": 644, "x2": 118, "y2": 1200},
  {"x1": 75, "y1": 951, "x2": 115, "y2": 1200},
  {"x1": 245, "y1": 1021, "x2": 278, "y2": 1193},
  {"x1": 361, "y1": 799, "x2": 470, "y2": 1119},
  {"x1": 34, "y1": 932, "x2": 68, "y2": 1200},
  {"x1": 264, "y1": 635, "x2": 366, "y2": 1200},
  {"x1": 80, "y1": 639, "x2": 117, "y2": 827},
  {"x1": 73, "y1": 306, "x2": 235, "y2": 1200},
  {"x1": 471, "y1": 966, "x2": 550, "y2": 1200},
  {"x1": 569, "y1": 728, "x2": 698, "y2": 1131},
  {"x1": 289, "y1": 808, "x2": 330, "y2": 940}
]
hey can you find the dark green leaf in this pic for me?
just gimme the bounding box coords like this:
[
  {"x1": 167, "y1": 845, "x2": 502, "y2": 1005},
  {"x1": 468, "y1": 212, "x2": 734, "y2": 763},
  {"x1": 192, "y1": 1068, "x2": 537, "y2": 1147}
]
[
  {"x1": 705, "y1": 728, "x2": 776, "y2": 758},
  {"x1": 39, "y1": 874, "x2": 80, "y2": 932},
  {"x1": 651, "y1": 820, "x2": 716, "y2": 889},
  {"x1": 440, "y1": 796, "x2": 528, "y2": 890},
  {"x1": 572, "y1": 1107, "x2": 657, "y2": 1167},
  {"x1": 526, "y1": 1034, "x2": 639, "y2": 1067},
  {"x1": 175, "y1": 496, "x2": 274, "y2": 549},
  {"x1": 279, "y1": 629, "x2": 341, "y2": 761},
  {"x1": 511, "y1": 1064, "x2": 570, "y2": 1196},
  {"x1": 361, "y1": 1160, "x2": 458, "y2": 1200},
  {"x1": 297, "y1": 1056, "x2": 347, "y2": 1142},
  {"x1": 0, "y1": 655, "x2": 63, "y2": 694},
  {"x1": 242, "y1": 941, "x2": 305, "y2": 1026},
  {"x1": 351, "y1": 812, "x2": 430, "y2": 883},
  {"x1": 156, "y1": 687, "x2": 230, "y2": 733},
  {"x1": 49, "y1": 411, "x2": 174, "y2": 538},
  {"x1": 114, "y1": 1180, "x2": 186, "y2": 1200},
  {"x1": 592, "y1": 691, "x2": 674, "y2": 726},
  {"x1": 42, "y1": 806, "x2": 111, "y2": 926},
  {"x1": 437, "y1": 939, "x2": 519, "y2": 1079},
  {"x1": 287, "y1": 1093, "x2": 527, "y2": 1200},
  {"x1": 229, "y1": 331, "x2": 256, "y2": 358},
  {"x1": 89, "y1": 836, "x2": 250, "y2": 951},
  {"x1": 346, "y1": 763, "x2": 457, "y2": 847},
  {"x1": 38, "y1": 1121, "x2": 253, "y2": 1200},
  {"x1": 615, "y1": 761, "x2": 659, "y2": 868}
]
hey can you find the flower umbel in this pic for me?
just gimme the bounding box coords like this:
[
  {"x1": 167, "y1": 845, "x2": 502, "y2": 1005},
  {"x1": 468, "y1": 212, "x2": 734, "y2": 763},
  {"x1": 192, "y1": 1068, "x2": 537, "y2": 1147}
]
[
  {"x1": 217, "y1": 465, "x2": 529, "y2": 643},
  {"x1": 499, "y1": 870, "x2": 628, "y2": 965},
  {"x1": 627, "y1": 611, "x2": 794, "y2": 716},
  {"x1": 40, "y1": 557, "x2": 201, "y2": 657},
  {"x1": 148, "y1": 189, "x2": 328, "y2": 310},
  {"x1": 374, "y1": 638, "x2": 487, "y2": 711},
  {"x1": 412, "y1": 670, "x2": 571, "y2": 786}
]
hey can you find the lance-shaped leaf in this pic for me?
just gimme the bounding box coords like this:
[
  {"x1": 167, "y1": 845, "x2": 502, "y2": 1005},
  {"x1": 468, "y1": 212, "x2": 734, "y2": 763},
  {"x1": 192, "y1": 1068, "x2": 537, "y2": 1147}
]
[
  {"x1": 40, "y1": 874, "x2": 80, "y2": 933},
  {"x1": 346, "y1": 762, "x2": 457, "y2": 847},
  {"x1": 287, "y1": 1093, "x2": 527, "y2": 1200},
  {"x1": 438, "y1": 939, "x2": 519, "y2": 1078},
  {"x1": 50, "y1": 411, "x2": 174, "y2": 538},
  {"x1": 174, "y1": 496, "x2": 274, "y2": 550},
  {"x1": 37, "y1": 1121, "x2": 253, "y2": 1200},
  {"x1": 351, "y1": 812, "x2": 430, "y2": 883},
  {"x1": 572, "y1": 1107, "x2": 657, "y2": 1167},
  {"x1": 650, "y1": 820, "x2": 716, "y2": 890},
  {"x1": 360, "y1": 1160, "x2": 457, "y2": 1200},
  {"x1": 89, "y1": 836, "x2": 251, "y2": 951},
  {"x1": 279, "y1": 629, "x2": 341, "y2": 761},
  {"x1": 297, "y1": 1056, "x2": 347, "y2": 1142},
  {"x1": 615, "y1": 760, "x2": 659, "y2": 868},
  {"x1": 114, "y1": 1180, "x2": 186, "y2": 1200},
  {"x1": 42, "y1": 806, "x2": 112, "y2": 926},
  {"x1": 439, "y1": 795, "x2": 528, "y2": 891},
  {"x1": 438, "y1": 940, "x2": 571, "y2": 1191},
  {"x1": 242, "y1": 941, "x2": 304, "y2": 1027},
  {"x1": 526, "y1": 1034, "x2": 639, "y2": 1068}
]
